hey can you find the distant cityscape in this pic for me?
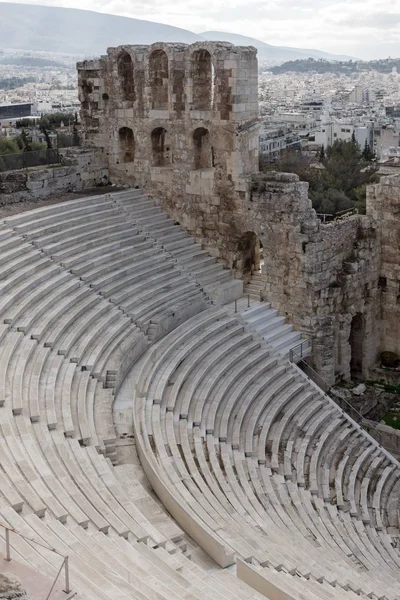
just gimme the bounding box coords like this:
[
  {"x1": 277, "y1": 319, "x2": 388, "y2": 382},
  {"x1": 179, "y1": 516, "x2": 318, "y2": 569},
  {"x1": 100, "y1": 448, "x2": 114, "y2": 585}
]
[
  {"x1": 259, "y1": 58, "x2": 400, "y2": 167},
  {"x1": 1, "y1": 48, "x2": 400, "y2": 169}
]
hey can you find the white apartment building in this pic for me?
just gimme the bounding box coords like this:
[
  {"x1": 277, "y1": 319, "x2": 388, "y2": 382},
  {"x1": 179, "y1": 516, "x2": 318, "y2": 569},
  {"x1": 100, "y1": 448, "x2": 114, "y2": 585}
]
[
  {"x1": 314, "y1": 122, "x2": 373, "y2": 150},
  {"x1": 373, "y1": 125, "x2": 400, "y2": 159}
]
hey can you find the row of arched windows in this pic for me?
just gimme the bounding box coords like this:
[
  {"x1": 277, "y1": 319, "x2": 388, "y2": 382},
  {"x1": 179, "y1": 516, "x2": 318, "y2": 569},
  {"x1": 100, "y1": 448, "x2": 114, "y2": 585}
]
[
  {"x1": 118, "y1": 127, "x2": 212, "y2": 170},
  {"x1": 117, "y1": 49, "x2": 213, "y2": 111}
]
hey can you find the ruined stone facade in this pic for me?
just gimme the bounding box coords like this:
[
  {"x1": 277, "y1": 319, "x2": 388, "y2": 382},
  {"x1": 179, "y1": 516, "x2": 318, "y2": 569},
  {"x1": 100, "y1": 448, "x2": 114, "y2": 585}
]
[
  {"x1": 77, "y1": 41, "x2": 259, "y2": 220},
  {"x1": 77, "y1": 43, "x2": 400, "y2": 385}
]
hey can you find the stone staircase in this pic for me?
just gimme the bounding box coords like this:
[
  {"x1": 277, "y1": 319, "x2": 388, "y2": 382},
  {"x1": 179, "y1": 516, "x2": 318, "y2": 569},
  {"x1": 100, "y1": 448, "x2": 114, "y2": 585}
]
[
  {"x1": 229, "y1": 270, "x2": 311, "y2": 360},
  {"x1": 244, "y1": 271, "x2": 263, "y2": 300}
]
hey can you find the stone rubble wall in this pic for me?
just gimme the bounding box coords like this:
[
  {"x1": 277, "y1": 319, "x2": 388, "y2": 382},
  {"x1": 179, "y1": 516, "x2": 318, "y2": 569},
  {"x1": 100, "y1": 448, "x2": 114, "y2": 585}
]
[
  {"x1": 242, "y1": 173, "x2": 380, "y2": 384},
  {"x1": 0, "y1": 148, "x2": 108, "y2": 206},
  {"x1": 156, "y1": 169, "x2": 381, "y2": 384},
  {"x1": 367, "y1": 174, "x2": 400, "y2": 357},
  {"x1": 362, "y1": 418, "x2": 400, "y2": 461}
]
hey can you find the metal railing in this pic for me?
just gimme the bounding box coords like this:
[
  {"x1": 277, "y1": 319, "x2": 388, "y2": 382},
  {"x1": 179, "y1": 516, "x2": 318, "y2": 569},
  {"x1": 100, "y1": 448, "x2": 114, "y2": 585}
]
[
  {"x1": 317, "y1": 207, "x2": 358, "y2": 224},
  {"x1": 288, "y1": 353, "x2": 400, "y2": 466},
  {"x1": 234, "y1": 294, "x2": 251, "y2": 313},
  {"x1": 0, "y1": 522, "x2": 71, "y2": 598},
  {"x1": 0, "y1": 149, "x2": 61, "y2": 172},
  {"x1": 288, "y1": 340, "x2": 310, "y2": 364},
  {"x1": 233, "y1": 290, "x2": 264, "y2": 313}
]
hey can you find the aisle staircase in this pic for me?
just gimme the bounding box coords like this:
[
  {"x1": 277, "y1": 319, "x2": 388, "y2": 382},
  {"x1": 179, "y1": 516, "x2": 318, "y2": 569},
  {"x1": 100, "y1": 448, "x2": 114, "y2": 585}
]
[{"x1": 228, "y1": 269, "x2": 311, "y2": 359}]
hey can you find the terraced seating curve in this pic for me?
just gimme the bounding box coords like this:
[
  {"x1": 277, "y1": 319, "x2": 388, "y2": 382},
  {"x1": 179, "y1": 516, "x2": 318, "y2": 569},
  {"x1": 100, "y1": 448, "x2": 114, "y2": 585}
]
[
  {"x1": 1, "y1": 188, "x2": 399, "y2": 600},
  {"x1": 130, "y1": 304, "x2": 400, "y2": 599}
]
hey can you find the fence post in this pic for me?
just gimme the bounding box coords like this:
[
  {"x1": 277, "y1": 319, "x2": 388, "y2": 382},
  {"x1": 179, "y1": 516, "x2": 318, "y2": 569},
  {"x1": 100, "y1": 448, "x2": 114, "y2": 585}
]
[
  {"x1": 64, "y1": 556, "x2": 71, "y2": 593},
  {"x1": 234, "y1": 299, "x2": 237, "y2": 313},
  {"x1": 247, "y1": 294, "x2": 250, "y2": 308},
  {"x1": 5, "y1": 528, "x2": 11, "y2": 561}
]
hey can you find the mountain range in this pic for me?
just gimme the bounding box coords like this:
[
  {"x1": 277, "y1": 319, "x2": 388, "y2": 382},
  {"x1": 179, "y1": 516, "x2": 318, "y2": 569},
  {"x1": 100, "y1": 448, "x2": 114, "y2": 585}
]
[
  {"x1": 200, "y1": 32, "x2": 354, "y2": 62},
  {"x1": 0, "y1": 2, "x2": 355, "y2": 62}
]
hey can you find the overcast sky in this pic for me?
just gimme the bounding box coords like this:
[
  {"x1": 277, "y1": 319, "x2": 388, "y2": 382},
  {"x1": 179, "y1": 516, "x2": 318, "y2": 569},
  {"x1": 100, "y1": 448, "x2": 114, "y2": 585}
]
[{"x1": 7, "y1": 0, "x2": 400, "y2": 59}]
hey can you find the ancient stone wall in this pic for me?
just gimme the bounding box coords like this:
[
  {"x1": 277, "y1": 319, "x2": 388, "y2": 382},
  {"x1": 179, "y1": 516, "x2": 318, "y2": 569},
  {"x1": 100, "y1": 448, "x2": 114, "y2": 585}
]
[
  {"x1": 247, "y1": 173, "x2": 381, "y2": 383},
  {"x1": 0, "y1": 148, "x2": 108, "y2": 205},
  {"x1": 77, "y1": 42, "x2": 259, "y2": 221},
  {"x1": 367, "y1": 174, "x2": 400, "y2": 357},
  {"x1": 150, "y1": 169, "x2": 381, "y2": 383},
  {"x1": 78, "y1": 43, "x2": 386, "y2": 385}
]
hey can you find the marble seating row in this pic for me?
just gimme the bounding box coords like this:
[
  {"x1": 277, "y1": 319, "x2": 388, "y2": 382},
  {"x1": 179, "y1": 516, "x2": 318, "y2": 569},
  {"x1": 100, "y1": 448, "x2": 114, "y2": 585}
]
[
  {"x1": 131, "y1": 305, "x2": 400, "y2": 599},
  {"x1": 0, "y1": 192, "x2": 267, "y2": 599}
]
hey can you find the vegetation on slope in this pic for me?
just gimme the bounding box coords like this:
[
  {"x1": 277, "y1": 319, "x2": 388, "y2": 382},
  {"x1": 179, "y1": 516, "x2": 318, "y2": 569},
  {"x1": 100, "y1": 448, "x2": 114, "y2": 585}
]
[
  {"x1": 269, "y1": 57, "x2": 400, "y2": 75},
  {"x1": 0, "y1": 76, "x2": 35, "y2": 90},
  {"x1": 0, "y1": 56, "x2": 66, "y2": 68},
  {"x1": 260, "y1": 138, "x2": 379, "y2": 215}
]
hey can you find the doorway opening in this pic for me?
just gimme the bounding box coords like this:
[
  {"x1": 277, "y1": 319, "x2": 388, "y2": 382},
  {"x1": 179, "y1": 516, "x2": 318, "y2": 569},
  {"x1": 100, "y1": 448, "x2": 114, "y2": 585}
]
[
  {"x1": 349, "y1": 313, "x2": 364, "y2": 379},
  {"x1": 238, "y1": 232, "x2": 262, "y2": 279}
]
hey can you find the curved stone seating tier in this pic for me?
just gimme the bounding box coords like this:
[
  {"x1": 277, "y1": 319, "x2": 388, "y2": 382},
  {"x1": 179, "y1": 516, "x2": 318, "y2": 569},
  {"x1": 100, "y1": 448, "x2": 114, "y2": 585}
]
[
  {"x1": 0, "y1": 191, "x2": 271, "y2": 599},
  {"x1": 0, "y1": 508, "x2": 258, "y2": 600},
  {"x1": 111, "y1": 193, "x2": 243, "y2": 303},
  {"x1": 132, "y1": 304, "x2": 400, "y2": 599},
  {"x1": 237, "y1": 558, "x2": 374, "y2": 600},
  {"x1": 7, "y1": 194, "x2": 210, "y2": 338},
  {"x1": 1, "y1": 189, "x2": 400, "y2": 600}
]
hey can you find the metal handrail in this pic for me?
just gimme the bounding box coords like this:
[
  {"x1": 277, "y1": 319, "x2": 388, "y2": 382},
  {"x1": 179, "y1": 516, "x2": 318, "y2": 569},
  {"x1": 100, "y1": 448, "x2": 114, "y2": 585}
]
[
  {"x1": 288, "y1": 353, "x2": 400, "y2": 468},
  {"x1": 0, "y1": 522, "x2": 71, "y2": 597},
  {"x1": 317, "y1": 207, "x2": 358, "y2": 224},
  {"x1": 234, "y1": 294, "x2": 252, "y2": 313},
  {"x1": 288, "y1": 339, "x2": 310, "y2": 364}
]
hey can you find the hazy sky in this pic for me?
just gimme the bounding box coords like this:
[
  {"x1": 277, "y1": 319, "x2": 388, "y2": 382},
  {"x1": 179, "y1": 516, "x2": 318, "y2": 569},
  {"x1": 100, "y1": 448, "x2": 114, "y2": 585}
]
[{"x1": 6, "y1": 0, "x2": 400, "y2": 58}]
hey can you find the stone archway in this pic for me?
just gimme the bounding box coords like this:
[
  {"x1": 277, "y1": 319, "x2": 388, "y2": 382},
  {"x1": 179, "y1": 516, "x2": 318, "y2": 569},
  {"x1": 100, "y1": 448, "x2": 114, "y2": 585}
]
[
  {"x1": 149, "y1": 49, "x2": 169, "y2": 110},
  {"x1": 118, "y1": 127, "x2": 135, "y2": 163},
  {"x1": 191, "y1": 49, "x2": 212, "y2": 110},
  {"x1": 117, "y1": 51, "x2": 135, "y2": 102},
  {"x1": 193, "y1": 127, "x2": 211, "y2": 169},
  {"x1": 237, "y1": 231, "x2": 261, "y2": 280},
  {"x1": 151, "y1": 127, "x2": 171, "y2": 166}
]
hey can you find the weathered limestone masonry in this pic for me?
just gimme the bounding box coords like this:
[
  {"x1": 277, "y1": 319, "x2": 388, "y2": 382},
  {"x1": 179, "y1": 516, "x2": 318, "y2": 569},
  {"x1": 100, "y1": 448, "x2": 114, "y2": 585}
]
[
  {"x1": 232, "y1": 173, "x2": 381, "y2": 383},
  {"x1": 0, "y1": 148, "x2": 108, "y2": 205},
  {"x1": 77, "y1": 42, "x2": 397, "y2": 385},
  {"x1": 367, "y1": 174, "x2": 400, "y2": 358},
  {"x1": 77, "y1": 42, "x2": 259, "y2": 229}
]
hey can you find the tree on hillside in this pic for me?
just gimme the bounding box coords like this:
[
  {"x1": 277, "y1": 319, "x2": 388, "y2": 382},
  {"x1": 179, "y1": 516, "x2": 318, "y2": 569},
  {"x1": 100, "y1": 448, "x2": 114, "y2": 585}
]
[
  {"x1": 0, "y1": 137, "x2": 20, "y2": 156},
  {"x1": 362, "y1": 139, "x2": 374, "y2": 162},
  {"x1": 17, "y1": 129, "x2": 32, "y2": 152},
  {"x1": 39, "y1": 125, "x2": 52, "y2": 149},
  {"x1": 260, "y1": 140, "x2": 378, "y2": 215},
  {"x1": 72, "y1": 126, "x2": 80, "y2": 147}
]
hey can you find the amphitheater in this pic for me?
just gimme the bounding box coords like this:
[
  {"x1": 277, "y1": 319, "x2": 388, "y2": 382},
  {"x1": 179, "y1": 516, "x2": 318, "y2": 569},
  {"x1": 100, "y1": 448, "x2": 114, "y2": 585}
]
[{"x1": 0, "y1": 41, "x2": 400, "y2": 600}]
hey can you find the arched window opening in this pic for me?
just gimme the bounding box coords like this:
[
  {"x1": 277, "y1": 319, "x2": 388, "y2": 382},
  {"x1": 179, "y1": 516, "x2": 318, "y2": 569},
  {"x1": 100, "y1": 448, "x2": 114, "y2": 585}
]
[
  {"x1": 349, "y1": 313, "x2": 364, "y2": 379},
  {"x1": 238, "y1": 232, "x2": 261, "y2": 280},
  {"x1": 149, "y1": 50, "x2": 169, "y2": 110},
  {"x1": 119, "y1": 127, "x2": 135, "y2": 163},
  {"x1": 193, "y1": 128, "x2": 212, "y2": 170},
  {"x1": 151, "y1": 127, "x2": 171, "y2": 166},
  {"x1": 81, "y1": 80, "x2": 93, "y2": 96},
  {"x1": 191, "y1": 49, "x2": 212, "y2": 110},
  {"x1": 117, "y1": 52, "x2": 135, "y2": 102}
]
